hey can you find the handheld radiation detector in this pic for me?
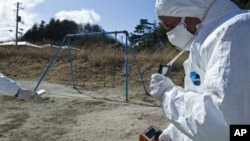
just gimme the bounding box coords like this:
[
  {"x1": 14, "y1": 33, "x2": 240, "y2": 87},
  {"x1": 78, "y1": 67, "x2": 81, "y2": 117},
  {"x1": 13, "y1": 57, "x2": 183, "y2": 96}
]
[
  {"x1": 139, "y1": 125, "x2": 162, "y2": 141},
  {"x1": 158, "y1": 64, "x2": 172, "y2": 77}
]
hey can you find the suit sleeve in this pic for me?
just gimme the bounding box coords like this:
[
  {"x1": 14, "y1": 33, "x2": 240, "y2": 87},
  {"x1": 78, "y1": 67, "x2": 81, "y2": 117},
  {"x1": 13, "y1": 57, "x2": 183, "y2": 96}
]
[{"x1": 0, "y1": 73, "x2": 21, "y2": 96}]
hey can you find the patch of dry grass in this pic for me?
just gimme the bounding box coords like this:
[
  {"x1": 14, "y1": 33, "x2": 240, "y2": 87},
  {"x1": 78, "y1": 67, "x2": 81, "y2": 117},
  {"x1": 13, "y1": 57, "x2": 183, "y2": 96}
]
[{"x1": 0, "y1": 44, "x2": 187, "y2": 89}]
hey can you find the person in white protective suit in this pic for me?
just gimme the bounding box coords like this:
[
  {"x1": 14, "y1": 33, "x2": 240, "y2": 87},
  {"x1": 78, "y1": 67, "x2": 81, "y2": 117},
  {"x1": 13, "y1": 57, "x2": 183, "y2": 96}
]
[
  {"x1": 150, "y1": 0, "x2": 250, "y2": 141},
  {"x1": 0, "y1": 73, "x2": 41, "y2": 100}
]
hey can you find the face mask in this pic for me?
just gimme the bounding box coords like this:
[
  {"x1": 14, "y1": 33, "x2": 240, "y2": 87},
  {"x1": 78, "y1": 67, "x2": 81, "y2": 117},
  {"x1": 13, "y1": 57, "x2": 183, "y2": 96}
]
[{"x1": 166, "y1": 17, "x2": 195, "y2": 51}]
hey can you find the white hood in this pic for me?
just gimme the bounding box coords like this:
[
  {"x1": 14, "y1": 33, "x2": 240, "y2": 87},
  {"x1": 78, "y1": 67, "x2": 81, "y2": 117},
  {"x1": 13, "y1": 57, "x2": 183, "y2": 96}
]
[{"x1": 155, "y1": 0, "x2": 216, "y2": 20}]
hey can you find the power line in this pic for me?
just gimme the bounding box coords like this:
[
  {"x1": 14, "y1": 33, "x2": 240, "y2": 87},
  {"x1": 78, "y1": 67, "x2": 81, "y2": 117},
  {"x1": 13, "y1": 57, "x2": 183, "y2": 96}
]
[{"x1": 0, "y1": 24, "x2": 15, "y2": 27}]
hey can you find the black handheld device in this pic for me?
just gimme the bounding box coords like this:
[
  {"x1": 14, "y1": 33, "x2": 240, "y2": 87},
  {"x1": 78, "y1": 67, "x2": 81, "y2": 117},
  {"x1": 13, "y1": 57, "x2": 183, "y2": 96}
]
[{"x1": 158, "y1": 64, "x2": 172, "y2": 77}]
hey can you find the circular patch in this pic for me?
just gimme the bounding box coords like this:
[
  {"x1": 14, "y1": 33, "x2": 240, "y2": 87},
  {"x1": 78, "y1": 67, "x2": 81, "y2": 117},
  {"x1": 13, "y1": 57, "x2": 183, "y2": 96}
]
[{"x1": 190, "y1": 71, "x2": 201, "y2": 86}]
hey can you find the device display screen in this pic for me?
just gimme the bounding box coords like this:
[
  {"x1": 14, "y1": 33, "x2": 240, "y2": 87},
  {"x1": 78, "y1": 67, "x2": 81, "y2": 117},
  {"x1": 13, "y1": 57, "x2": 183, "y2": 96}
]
[
  {"x1": 158, "y1": 64, "x2": 172, "y2": 77},
  {"x1": 145, "y1": 127, "x2": 156, "y2": 139}
]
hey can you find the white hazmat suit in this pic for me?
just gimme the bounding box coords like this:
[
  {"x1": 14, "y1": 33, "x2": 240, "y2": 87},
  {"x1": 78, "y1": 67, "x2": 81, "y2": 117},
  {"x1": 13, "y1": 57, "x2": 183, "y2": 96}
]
[
  {"x1": 151, "y1": 0, "x2": 250, "y2": 140},
  {"x1": 0, "y1": 73, "x2": 43, "y2": 100},
  {"x1": 0, "y1": 73, "x2": 20, "y2": 96}
]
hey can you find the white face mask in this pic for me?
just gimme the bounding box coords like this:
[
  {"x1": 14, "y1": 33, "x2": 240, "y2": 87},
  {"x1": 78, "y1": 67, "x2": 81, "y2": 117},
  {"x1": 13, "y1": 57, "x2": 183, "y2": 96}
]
[{"x1": 166, "y1": 17, "x2": 195, "y2": 51}]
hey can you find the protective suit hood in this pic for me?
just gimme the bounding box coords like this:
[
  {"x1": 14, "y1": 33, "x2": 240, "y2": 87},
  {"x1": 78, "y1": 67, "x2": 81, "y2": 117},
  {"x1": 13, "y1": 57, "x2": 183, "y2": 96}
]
[
  {"x1": 201, "y1": 0, "x2": 240, "y2": 27},
  {"x1": 155, "y1": 0, "x2": 216, "y2": 20}
]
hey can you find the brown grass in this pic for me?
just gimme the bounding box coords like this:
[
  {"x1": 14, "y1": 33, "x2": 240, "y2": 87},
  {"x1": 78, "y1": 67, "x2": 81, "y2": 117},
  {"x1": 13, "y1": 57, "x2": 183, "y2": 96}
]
[{"x1": 0, "y1": 44, "x2": 188, "y2": 90}]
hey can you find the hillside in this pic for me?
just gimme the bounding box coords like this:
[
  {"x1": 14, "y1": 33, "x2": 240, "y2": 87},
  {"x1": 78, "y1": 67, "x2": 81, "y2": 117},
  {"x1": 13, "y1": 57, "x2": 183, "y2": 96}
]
[{"x1": 0, "y1": 45, "x2": 187, "y2": 91}]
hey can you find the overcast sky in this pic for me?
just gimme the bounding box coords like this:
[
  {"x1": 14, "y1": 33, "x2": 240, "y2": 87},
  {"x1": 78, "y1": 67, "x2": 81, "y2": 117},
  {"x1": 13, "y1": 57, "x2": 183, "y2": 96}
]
[{"x1": 0, "y1": 0, "x2": 157, "y2": 42}]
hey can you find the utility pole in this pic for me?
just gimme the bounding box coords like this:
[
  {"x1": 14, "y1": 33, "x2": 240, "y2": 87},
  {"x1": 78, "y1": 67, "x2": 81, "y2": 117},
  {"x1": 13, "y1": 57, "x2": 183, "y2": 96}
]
[{"x1": 15, "y1": 2, "x2": 23, "y2": 47}]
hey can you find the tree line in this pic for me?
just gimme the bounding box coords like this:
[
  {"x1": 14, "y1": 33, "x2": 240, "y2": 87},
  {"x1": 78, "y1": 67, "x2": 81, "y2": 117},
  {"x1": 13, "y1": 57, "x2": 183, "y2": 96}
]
[
  {"x1": 21, "y1": 18, "x2": 117, "y2": 47},
  {"x1": 21, "y1": 17, "x2": 167, "y2": 50},
  {"x1": 21, "y1": 0, "x2": 250, "y2": 50}
]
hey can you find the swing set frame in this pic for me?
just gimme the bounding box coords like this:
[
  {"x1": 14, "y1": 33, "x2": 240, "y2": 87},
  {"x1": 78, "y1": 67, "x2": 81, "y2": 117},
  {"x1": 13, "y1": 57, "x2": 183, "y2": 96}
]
[{"x1": 34, "y1": 30, "x2": 148, "y2": 101}]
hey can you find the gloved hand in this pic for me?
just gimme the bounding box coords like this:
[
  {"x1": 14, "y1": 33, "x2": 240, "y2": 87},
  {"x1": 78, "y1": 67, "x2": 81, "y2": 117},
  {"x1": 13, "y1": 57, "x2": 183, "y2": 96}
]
[
  {"x1": 158, "y1": 128, "x2": 173, "y2": 141},
  {"x1": 150, "y1": 73, "x2": 174, "y2": 101},
  {"x1": 17, "y1": 89, "x2": 40, "y2": 101}
]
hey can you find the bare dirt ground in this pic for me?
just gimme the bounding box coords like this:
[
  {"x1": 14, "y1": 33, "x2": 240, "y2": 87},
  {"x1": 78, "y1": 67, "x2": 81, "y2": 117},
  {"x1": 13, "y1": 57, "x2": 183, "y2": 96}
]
[
  {"x1": 0, "y1": 47, "x2": 186, "y2": 141},
  {"x1": 0, "y1": 80, "x2": 170, "y2": 141}
]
